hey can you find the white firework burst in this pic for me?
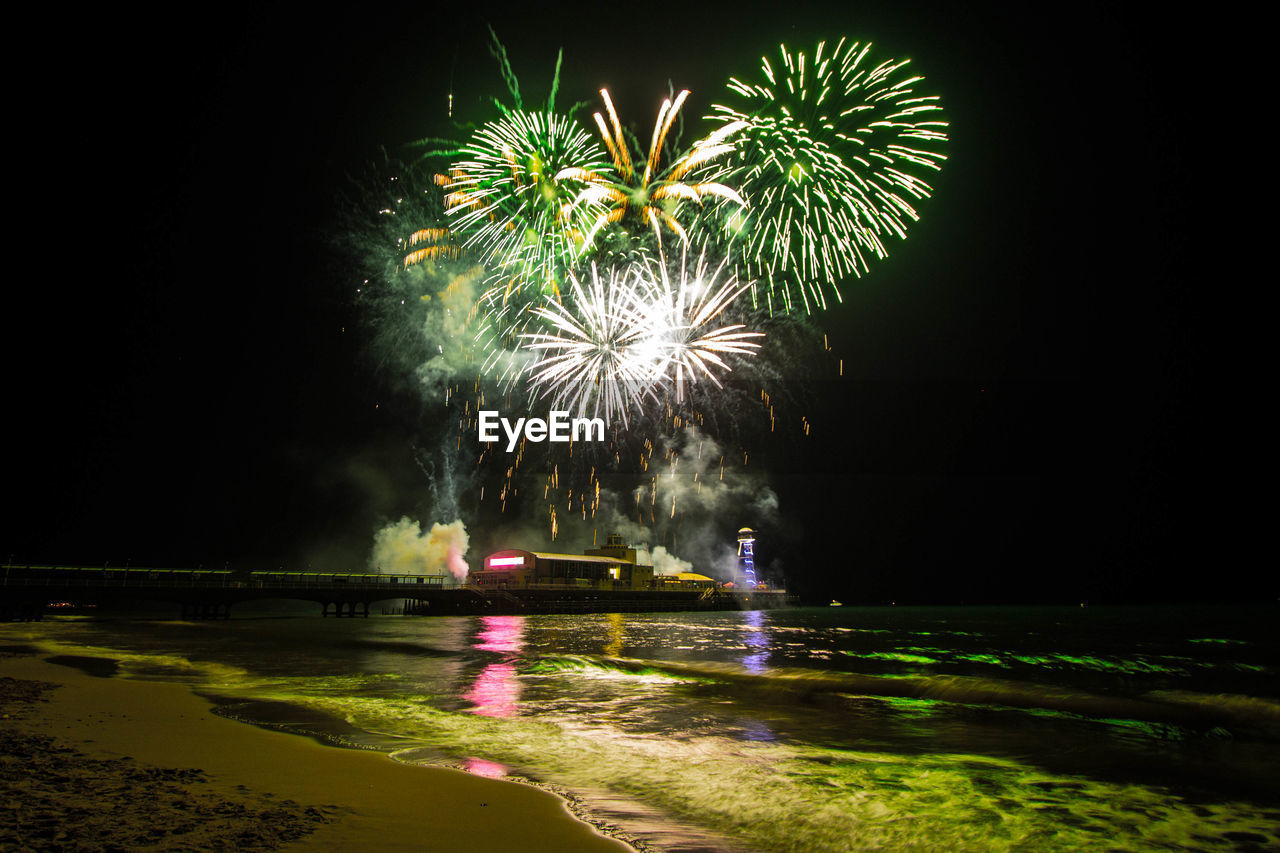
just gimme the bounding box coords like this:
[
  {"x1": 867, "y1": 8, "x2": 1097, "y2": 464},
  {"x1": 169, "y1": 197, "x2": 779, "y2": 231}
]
[
  {"x1": 640, "y1": 252, "x2": 765, "y2": 403},
  {"x1": 518, "y1": 253, "x2": 764, "y2": 423},
  {"x1": 519, "y1": 263, "x2": 657, "y2": 426}
]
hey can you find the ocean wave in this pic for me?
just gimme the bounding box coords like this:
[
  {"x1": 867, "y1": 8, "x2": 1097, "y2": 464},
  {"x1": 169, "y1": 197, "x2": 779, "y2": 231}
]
[
  {"x1": 269, "y1": 691, "x2": 1280, "y2": 853},
  {"x1": 591, "y1": 656, "x2": 1280, "y2": 738},
  {"x1": 349, "y1": 638, "x2": 462, "y2": 658}
]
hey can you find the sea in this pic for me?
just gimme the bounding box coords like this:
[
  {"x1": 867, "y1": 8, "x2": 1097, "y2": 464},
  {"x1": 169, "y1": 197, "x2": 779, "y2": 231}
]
[{"x1": 6, "y1": 605, "x2": 1279, "y2": 852}]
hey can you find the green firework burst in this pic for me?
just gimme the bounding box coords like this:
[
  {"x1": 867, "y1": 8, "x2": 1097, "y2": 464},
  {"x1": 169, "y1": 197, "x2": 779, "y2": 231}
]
[
  {"x1": 704, "y1": 37, "x2": 948, "y2": 314},
  {"x1": 439, "y1": 110, "x2": 612, "y2": 303}
]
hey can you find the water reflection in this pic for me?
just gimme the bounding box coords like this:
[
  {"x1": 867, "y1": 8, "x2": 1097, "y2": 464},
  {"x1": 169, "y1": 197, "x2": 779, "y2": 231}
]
[
  {"x1": 604, "y1": 612, "x2": 625, "y2": 657},
  {"x1": 742, "y1": 610, "x2": 770, "y2": 673},
  {"x1": 739, "y1": 612, "x2": 778, "y2": 742},
  {"x1": 464, "y1": 757, "x2": 508, "y2": 778},
  {"x1": 464, "y1": 662, "x2": 520, "y2": 717},
  {"x1": 740, "y1": 719, "x2": 776, "y2": 742},
  {"x1": 464, "y1": 615, "x2": 525, "y2": 718},
  {"x1": 473, "y1": 614, "x2": 525, "y2": 653}
]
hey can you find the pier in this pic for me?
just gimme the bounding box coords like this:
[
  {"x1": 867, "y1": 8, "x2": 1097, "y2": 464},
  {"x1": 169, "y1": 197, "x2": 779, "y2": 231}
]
[{"x1": 1, "y1": 565, "x2": 795, "y2": 620}]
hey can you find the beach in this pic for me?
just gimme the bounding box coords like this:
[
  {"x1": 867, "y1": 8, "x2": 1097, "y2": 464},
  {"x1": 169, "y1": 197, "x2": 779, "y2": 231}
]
[
  {"x1": 4, "y1": 608, "x2": 1279, "y2": 852},
  {"x1": 1, "y1": 650, "x2": 632, "y2": 852}
]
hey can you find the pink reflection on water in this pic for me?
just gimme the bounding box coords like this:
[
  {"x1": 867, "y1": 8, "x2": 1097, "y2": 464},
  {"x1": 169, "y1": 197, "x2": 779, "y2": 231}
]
[
  {"x1": 464, "y1": 757, "x2": 508, "y2": 778},
  {"x1": 474, "y1": 614, "x2": 525, "y2": 652},
  {"x1": 465, "y1": 615, "x2": 526, "y2": 717},
  {"x1": 465, "y1": 662, "x2": 520, "y2": 717}
]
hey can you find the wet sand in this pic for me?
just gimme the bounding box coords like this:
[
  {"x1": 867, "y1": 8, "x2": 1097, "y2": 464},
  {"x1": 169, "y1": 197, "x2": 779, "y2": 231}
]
[{"x1": 1, "y1": 652, "x2": 633, "y2": 851}]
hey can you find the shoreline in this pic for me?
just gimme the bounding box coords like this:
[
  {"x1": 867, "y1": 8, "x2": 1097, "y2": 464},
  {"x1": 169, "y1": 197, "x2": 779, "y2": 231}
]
[{"x1": 1, "y1": 651, "x2": 634, "y2": 852}]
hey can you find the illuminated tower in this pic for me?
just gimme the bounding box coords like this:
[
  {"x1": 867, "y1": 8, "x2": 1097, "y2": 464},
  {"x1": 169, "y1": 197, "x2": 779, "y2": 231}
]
[{"x1": 737, "y1": 528, "x2": 757, "y2": 589}]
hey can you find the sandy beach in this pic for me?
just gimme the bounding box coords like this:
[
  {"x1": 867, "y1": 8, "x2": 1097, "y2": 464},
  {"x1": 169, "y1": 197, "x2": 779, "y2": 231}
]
[{"x1": 1, "y1": 650, "x2": 633, "y2": 852}]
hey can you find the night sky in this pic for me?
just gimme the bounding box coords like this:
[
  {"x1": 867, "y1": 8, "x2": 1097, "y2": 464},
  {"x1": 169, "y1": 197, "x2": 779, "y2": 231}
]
[{"x1": 8, "y1": 2, "x2": 1235, "y2": 604}]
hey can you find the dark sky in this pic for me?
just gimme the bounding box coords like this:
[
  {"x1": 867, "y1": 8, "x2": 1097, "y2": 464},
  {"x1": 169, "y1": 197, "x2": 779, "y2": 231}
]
[{"x1": 8, "y1": 2, "x2": 1236, "y2": 603}]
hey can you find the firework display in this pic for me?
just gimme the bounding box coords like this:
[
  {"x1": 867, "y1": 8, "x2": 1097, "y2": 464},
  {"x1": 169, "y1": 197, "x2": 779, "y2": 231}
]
[
  {"x1": 352, "y1": 31, "x2": 944, "y2": 538},
  {"x1": 703, "y1": 38, "x2": 948, "y2": 313}
]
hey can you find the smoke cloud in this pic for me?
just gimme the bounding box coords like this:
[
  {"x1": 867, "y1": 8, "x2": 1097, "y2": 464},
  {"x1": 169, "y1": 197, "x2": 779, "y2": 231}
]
[
  {"x1": 650, "y1": 545, "x2": 693, "y2": 576},
  {"x1": 371, "y1": 517, "x2": 470, "y2": 583},
  {"x1": 408, "y1": 264, "x2": 488, "y2": 400}
]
